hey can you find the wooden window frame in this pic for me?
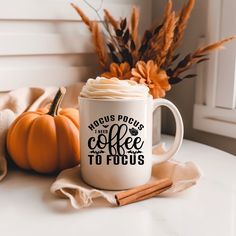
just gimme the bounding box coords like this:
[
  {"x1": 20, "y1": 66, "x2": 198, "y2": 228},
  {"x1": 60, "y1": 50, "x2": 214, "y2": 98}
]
[{"x1": 193, "y1": 0, "x2": 236, "y2": 139}]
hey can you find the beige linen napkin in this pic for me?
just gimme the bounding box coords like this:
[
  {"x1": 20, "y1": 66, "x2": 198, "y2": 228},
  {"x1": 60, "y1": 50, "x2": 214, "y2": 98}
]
[
  {"x1": 0, "y1": 83, "x2": 84, "y2": 181},
  {"x1": 50, "y1": 144, "x2": 202, "y2": 209}
]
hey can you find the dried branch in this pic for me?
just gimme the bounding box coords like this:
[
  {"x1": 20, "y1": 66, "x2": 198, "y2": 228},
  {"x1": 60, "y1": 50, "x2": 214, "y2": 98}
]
[
  {"x1": 166, "y1": 0, "x2": 195, "y2": 66},
  {"x1": 163, "y1": 0, "x2": 173, "y2": 22},
  {"x1": 71, "y1": 3, "x2": 92, "y2": 31},
  {"x1": 168, "y1": 36, "x2": 236, "y2": 82},
  {"x1": 142, "y1": 6, "x2": 177, "y2": 67},
  {"x1": 155, "y1": 12, "x2": 177, "y2": 67},
  {"x1": 194, "y1": 36, "x2": 236, "y2": 55},
  {"x1": 91, "y1": 21, "x2": 109, "y2": 69},
  {"x1": 104, "y1": 9, "x2": 118, "y2": 30},
  {"x1": 130, "y1": 6, "x2": 140, "y2": 47},
  {"x1": 115, "y1": 18, "x2": 134, "y2": 66},
  {"x1": 174, "y1": 0, "x2": 195, "y2": 49}
]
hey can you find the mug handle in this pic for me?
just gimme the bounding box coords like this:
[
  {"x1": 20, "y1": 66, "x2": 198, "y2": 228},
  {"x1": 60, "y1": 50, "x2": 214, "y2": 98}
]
[{"x1": 152, "y1": 98, "x2": 184, "y2": 164}]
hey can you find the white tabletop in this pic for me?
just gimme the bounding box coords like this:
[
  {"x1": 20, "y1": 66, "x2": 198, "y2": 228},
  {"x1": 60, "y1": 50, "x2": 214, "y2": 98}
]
[{"x1": 1, "y1": 135, "x2": 236, "y2": 236}]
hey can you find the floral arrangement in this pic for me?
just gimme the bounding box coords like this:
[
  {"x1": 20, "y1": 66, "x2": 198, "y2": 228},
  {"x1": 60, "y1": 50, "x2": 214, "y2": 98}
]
[{"x1": 71, "y1": 0, "x2": 235, "y2": 98}]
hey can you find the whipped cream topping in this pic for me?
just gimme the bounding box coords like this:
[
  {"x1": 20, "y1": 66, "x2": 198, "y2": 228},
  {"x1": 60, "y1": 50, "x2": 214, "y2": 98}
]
[{"x1": 80, "y1": 77, "x2": 149, "y2": 99}]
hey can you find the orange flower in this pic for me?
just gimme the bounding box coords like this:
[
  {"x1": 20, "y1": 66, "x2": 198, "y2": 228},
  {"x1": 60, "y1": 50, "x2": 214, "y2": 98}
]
[
  {"x1": 101, "y1": 62, "x2": 132, "y2": 80},
  {"x1": 131, "y1": 60, "x2": 171, "y2": 98}
]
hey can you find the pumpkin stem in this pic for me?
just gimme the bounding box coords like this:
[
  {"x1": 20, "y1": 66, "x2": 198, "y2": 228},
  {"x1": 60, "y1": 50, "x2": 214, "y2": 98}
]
[{"x1": 48, "y1": 87, "x2": 66, "y2": 116}]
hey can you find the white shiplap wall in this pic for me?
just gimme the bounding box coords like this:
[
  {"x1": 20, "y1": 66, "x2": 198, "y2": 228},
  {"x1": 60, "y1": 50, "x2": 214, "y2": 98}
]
[{"x1": 0, "y1": 0, "x2": 152, "y2": 91}]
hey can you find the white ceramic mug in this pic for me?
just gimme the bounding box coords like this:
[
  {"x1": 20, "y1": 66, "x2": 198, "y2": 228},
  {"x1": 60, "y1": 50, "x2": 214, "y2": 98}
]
[{"x1": 79, "y1": 96, "x2": 184, "y2": 190}]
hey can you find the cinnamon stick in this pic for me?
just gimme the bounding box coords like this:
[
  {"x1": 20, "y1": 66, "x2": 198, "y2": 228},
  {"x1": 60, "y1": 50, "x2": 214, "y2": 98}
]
[{"x1": 115, "y1": 178, "x2": 172, "y2": 206}]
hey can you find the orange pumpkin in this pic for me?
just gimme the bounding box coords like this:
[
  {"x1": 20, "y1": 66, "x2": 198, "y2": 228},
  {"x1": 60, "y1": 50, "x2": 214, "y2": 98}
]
[{"x1": 7, "y1": 87, "x2": 80, "y2": 174}]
